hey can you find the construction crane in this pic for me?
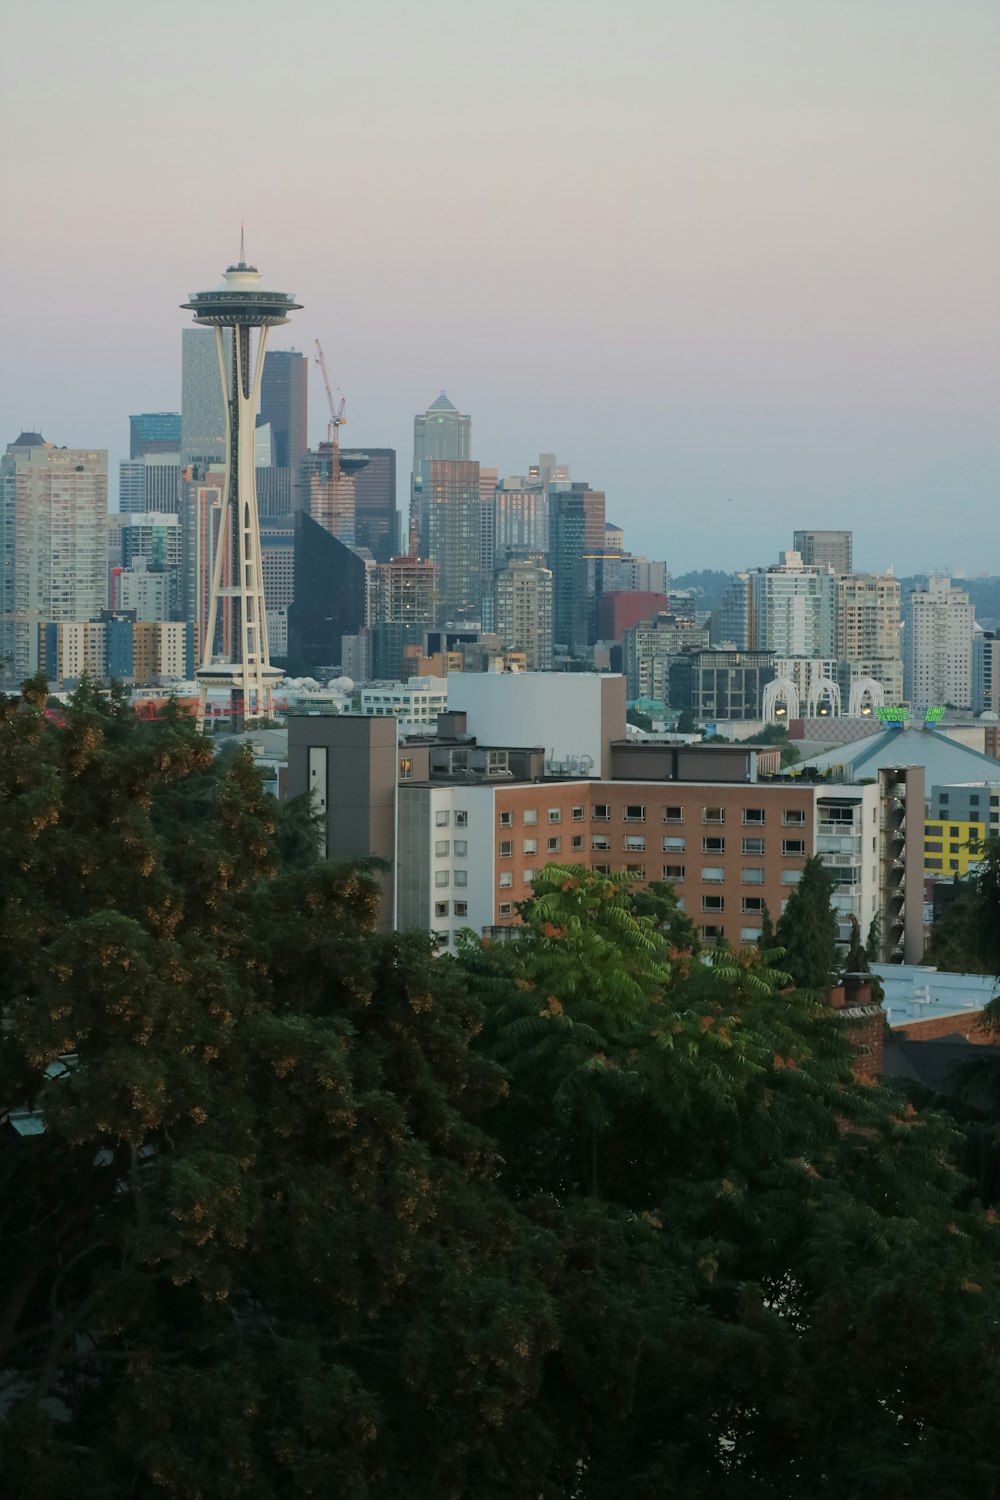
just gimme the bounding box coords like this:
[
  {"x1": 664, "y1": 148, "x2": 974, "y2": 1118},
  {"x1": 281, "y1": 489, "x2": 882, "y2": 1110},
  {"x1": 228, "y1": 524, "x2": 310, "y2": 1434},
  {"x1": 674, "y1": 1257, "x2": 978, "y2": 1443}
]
[{"x1": 314, "y1": 340, "x2": 346, "y2": 527}]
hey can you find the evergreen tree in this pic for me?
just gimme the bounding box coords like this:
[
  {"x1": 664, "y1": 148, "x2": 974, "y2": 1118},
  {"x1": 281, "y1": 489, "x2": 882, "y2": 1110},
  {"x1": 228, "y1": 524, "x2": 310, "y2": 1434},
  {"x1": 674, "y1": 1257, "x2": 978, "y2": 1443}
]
[{"x1": 775, "y1": 853, "x2": 839, "y2": 990}]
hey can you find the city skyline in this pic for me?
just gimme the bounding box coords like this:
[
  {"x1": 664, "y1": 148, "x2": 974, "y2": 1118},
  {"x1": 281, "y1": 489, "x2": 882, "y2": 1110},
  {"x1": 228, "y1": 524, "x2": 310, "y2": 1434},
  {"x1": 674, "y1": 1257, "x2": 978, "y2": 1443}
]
[{"x1": 1, "y1": 1, "x2": 997, "y2": 576}]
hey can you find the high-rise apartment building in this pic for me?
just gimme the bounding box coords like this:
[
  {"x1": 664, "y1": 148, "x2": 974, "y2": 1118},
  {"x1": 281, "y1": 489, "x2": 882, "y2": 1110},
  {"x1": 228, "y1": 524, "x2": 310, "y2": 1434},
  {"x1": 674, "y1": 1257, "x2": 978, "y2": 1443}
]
[
  {"x1": 259, "y1": 349, "x2": 308, "y2": 475},
  {"x1": 835, "y1": 572, "x2": 903, "y2": 704},
  {"x1": 0, "y1": 433, "x2": 108, "y2": 682},
  {"x1": 180, "y1": 328, "x2": 229, "y2": 463},
  {"x1": 130, "y1": 412, "x2": 181, "y2": 459},
  {"x1": 298, "y1": 444, "x2": 363, "y2": 545},
  {"x1": 372, "y1": 555, "x2": 437, "y2": 626},
  {"x1": 903, "y1": 577, "x2": 974, "y2": 708},
  {"x1": 348, "y1": 447, "x2": 397, "y2": 562},
  {"x1": 117, "y1": 455, "x2": 181, "y2": 515},
  {"x1": 410, "y1": 392, "x2": 471, "y2": 553},
  {"x1": 793, "y1": 529, "x2": 853, "y2": 575},
  {"x1": 494, "y1": 560, "x2": 554, "y2": 671},
  {"x1": 719, "y1": 552, "x2": 836, "y2": 660}
]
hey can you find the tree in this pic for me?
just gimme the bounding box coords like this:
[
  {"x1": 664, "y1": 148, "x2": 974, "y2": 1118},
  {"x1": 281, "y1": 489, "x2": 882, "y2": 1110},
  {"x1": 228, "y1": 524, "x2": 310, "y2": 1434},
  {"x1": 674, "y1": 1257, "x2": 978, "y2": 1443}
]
[
  {"x1": 675, "y1": 706, "x2": 696, "y2": 734},
  {"x1": 461, "y1": 864, "x2": 1000, "y2": 1498},
  {"x1": 0, "y1": 681, "x2": 556, "y2": 1499},
  {"x1": 866, "y1": 909, "x2": 883, "y2": 962},
  {"x1": 626, "y1": 707, "x2": 653, "y2": 733},
  {"x1": 629, "y1": 877, "x2": 700, "y2": 957},
  {"x1": 775, "y1": 854, "x2": 839, "y2": 990}
]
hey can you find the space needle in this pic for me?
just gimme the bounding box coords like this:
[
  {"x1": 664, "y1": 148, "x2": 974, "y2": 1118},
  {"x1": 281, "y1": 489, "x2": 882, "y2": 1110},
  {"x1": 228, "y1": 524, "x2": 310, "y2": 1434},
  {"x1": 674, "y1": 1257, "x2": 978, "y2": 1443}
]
[{"x1": 182, "y1": 235, "x2": 301, "y2": 729}]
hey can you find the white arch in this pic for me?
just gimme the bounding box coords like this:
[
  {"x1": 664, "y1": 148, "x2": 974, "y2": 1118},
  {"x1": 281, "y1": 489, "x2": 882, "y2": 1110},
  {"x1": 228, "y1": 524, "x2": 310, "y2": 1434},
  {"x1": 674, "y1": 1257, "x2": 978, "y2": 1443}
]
[
  {"x1": 849, "y1": 676, "x2": 886, "y2": 717},
  {"x1": 763, "y1": 676, "x2": 800, "y2": 723},
  {"x1": 806, "y1": 677, "x2": 842, "y2": 717}
]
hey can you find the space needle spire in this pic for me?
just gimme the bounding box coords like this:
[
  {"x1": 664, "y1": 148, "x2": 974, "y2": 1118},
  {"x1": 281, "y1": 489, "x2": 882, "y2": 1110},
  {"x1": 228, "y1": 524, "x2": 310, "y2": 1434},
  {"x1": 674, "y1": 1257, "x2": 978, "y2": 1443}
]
[{"x1": 182, "y1": 239, "x2": 301, "y2": 729}]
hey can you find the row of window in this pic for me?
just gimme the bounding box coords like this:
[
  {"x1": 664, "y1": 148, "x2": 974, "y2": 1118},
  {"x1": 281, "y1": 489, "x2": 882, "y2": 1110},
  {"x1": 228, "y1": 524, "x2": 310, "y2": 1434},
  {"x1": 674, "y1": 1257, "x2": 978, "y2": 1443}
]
[
  {"x1": 502, "y1": 865, "x2": 804, "y2": 889},
  {"x1": 435, "y1": 870, "x2": 468, "y2": 888},
  {"x1": 434, "y1": 900, "x2": 469, "y2": 919},
  {"x1": 500, "y1": 838, "x2": 570, "y2": 857},
  {"x1": 586, "y1": 835, "x2": 806, "y2": 856},
  {"x1": 496, "y1": 806, "x2": 809, "y2": 828},
  {"x1": 435, "y1": 810, "x2": 469, "y2": 827},
  {"x1": 435, "y1": 839, "x2": 468, "y2": 857}
]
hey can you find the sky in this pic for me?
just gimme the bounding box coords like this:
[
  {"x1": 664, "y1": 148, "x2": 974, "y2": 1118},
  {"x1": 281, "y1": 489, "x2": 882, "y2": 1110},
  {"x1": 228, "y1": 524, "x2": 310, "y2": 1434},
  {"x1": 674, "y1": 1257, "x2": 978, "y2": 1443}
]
[{"x1": 1, "y1": 0, "x2": 997, "y2": 576}]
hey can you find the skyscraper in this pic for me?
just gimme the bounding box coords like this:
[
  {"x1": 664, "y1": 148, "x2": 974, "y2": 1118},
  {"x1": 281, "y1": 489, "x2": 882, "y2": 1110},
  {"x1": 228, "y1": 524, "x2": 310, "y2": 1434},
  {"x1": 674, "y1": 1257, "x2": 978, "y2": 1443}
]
[
  {"x1": 181, "y1": 240, "x2": 301, "y2": 726},
  {"x1": 130, "y1": 412, "x2": 181, "y2": 459},
  {"x1": 548, "y1": 482, "x2": 605, "y2": 658},
  {"x1": 0, "y1": 433, "x2": 108, "y2": 683},
  {"x1": 424, "y1": 459, "x2": 483, "y2": 626},
  {"x1": 259, "y1": 349, "x2": 308, "y2": 474},
  {"x1": 410, "y1": 392, "x2": 470, "y2": 553},
  {"x1": 793, "y1": 530, "x2": 853, "y2": 575},
  {"x1": 286, "y1": 511, "x2": 370, "y2": 675},
  {"x1": 348, "y1": 447, "x2": 398, "y2": 562},
  {"x1": 180, "y1": 328, "x2": 229, "y2": 463}
]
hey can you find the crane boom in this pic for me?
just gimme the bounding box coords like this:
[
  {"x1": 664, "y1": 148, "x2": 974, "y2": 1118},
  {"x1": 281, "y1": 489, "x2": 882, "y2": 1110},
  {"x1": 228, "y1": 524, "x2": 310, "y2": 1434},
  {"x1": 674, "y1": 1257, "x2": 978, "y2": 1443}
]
[{"x1": 314, "y1": 339, "x2": 345, "y2": 440}]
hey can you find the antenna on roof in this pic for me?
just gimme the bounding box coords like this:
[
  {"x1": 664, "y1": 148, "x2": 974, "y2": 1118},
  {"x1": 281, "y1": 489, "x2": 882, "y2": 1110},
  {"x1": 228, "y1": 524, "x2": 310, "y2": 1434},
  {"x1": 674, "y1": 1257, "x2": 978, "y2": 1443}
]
[{"x1": 239, "y1": 223, "x2": 246, "y2": 265}]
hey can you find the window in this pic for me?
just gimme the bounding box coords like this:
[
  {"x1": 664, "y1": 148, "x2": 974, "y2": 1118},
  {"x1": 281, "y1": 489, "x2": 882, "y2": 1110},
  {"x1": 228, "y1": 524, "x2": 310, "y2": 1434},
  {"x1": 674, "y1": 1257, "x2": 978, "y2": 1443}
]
[
  {"x1": 499, "y1": 840, "x2": 513, "y2": 858},
  {"x1": 740, "y1": 927, "x2": 762, "y2": 942},
  {"x1": 450, "y1": 750, "x2": 469, "y2": 773},
  {"x1": 781, "y1": 869, "x2": 802, "y2": 885},
  {"x1": 594, "y1": 863, "x2": 611, "y2": 875},
  {"x1": 453, "y1": 840, "x2": 468, "y2": 857},
  {"x1": 741, "y1": 896, "x2": 764, "y2": 913},
  {"x1": 624, "y1": 804, "x2": 646, "y2": 822},
  {"x1": 742, "y1": 808, "x2": 765, "y2": 824},
  {"x1": 662, "y1": 864, "x2": 685, "y2": 880},
  {"x1": 625, "y1": 863, "x2": 645, "y2": 877},
  {"x1": 435, "y1": 810, "x2": 450, "y2": 827},
  {"x1": 950, "y1": 826, "x2": 960, "y2": 838},
  {"x1": 593, "y1": 804, "x2": 611, "y2": 822},
  {"x1": 499, "y1": 811, "x2": 513, "y2": 828},
  {"x1": 524, "y1": 869, "x2": 536, "y2": 884},
  {"x1": 703, "y1": 807, "x2": 725, "y2": 824},
  {"x1": 950, "y1": 859, "x2": 959, "y2": 870},
  {"x1": 663, "y1": 806, "x2": 684, "y2": 823},
  {"x1": 742, "y1": 837, "x2": 764, "y2": 854},
  {"x1": 454, "y1": 870, "x2": 468, "y2": 887},
  {"x1": 782, "y1": 839, "x2": 806, "y2": 856},
  {"x1": 782, "y1": 809, "x2": 807, "y2": 826},
  {"x1": 498, "y1": 902, "x2": 513, "y2": 917},
  {"x1": 399, "y1": 756, "x2": 413, "y2": 780},
  {"x1": 663, "y1": 836, "x2": 686, "y2": 853},
  {"x1": 488, "y1": 750, "x2": 509, "y2": 775},
  {"x1": 435, "y1": 901, "x2": 449, "y2": 918},
  {"x1": 742, "y1": 868, "x2": 764, "y2": 884},
  {"x1": 548, "y1": 809, "x2": 562, "y2": 824},
  {"x1": 548, "y1": 836, "x2": 562, "y2": 853},
  {"x1": 571, "y1": 834, "x2": 584, "y2": 851},
  {"x1": 592, "y1": 835, "x2": 610, "y2": 851},
  {"x1": 702, "y1": 837, "x2": 725, "y2": 854},
  {"x1": 702, "y1": 866, "x2": 725, "y2": 883},
  {"x1": 523, "y1": 838, "x2": 538, "y2": 855},
  {"x1": 572, "y1": 806, "x2": 585, "y2": 822},
  {"x1": 436, "y1": 840, "x2": 450, "y2": 857},
  {"x1": 435, "y1": 871, "x2": 449, "y2": 888},
  {"x1": 454, "y1": 901, "x2": 468, "y2": 917},
  {"x1": 926, "y1": 857, "x2": 943, "y2": 870},
  {"x1": 701, "y1": 924, "x2": 725, "y2": 940},
  {"x1": 624, "y1": 835, "x2": 647, "y2": 851},
  {"x1": 455, "y1": 810, "x2": 468, "y2": 827},
  {"x1": 702, "y1": 895, "x2": 725, "y2": 912},
  {"x1": 499, "y1": 872, "x2": 513, "y2": 889},
  {"x1": 523, "y1": 809, "x2": 538, "y2": 826}
]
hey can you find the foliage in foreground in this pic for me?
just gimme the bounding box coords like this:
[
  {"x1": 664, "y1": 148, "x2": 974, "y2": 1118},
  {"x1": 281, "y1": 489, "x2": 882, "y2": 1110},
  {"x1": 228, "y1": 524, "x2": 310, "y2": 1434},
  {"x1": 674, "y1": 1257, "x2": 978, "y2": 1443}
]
[{"x1": 2, "y1": 683, "x2": 1000, "y2": 1498}]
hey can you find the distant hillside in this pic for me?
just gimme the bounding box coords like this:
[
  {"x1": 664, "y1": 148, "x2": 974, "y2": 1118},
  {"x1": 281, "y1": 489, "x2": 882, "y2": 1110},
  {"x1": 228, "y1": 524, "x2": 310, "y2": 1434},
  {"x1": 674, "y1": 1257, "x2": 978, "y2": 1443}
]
[{"x1": 669, "y1": 569, "x2": 732, "y2": 613}]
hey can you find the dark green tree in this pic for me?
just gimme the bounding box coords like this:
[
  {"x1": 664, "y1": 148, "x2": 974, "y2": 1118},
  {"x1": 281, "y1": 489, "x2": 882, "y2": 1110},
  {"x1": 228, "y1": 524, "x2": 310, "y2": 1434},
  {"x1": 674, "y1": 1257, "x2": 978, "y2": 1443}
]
[
  {"x1": 675, "y1": 706, "x2": 696, "y2": 734},
  {"x1": 0, "y1": 681, "x2": 556, "y2": 1500},
  {"x1": 775, "y1": 853, "x2": 839, "y2": 990},
  {"x1": 626, "y1": 707, "x2": 653, "y2": 733},
  {"x1": 629, "y1": 877, "x2": 700, "y2": 956},
  {"x1": 866, "y1": 908, "x2": 883, "y2": 962},
  {"x1": 462, "y1": 864, "x2": 1000, "y2": 1499}
]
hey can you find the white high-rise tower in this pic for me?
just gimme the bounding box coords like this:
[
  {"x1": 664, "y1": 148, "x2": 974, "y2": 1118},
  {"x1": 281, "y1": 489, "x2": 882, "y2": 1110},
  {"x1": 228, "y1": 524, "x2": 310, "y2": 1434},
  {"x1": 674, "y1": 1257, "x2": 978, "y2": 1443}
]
[{"x1": 182, "y1": 238, "x2": 301, "y2": 728}]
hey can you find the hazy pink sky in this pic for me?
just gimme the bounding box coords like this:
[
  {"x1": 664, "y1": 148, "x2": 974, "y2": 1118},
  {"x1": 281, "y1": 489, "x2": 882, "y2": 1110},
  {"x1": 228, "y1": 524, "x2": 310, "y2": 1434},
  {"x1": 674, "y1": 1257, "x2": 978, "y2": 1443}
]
[{"x1": 2, "y1": 0, "x2": 997, "y2": 574}]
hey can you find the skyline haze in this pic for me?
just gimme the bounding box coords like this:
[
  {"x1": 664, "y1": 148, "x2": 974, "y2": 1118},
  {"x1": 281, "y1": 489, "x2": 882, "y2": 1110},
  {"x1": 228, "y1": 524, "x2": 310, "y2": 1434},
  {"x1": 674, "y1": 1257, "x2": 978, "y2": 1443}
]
[{"x1": 1, "y1": 0, "x2": 997, "y2": 576}]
